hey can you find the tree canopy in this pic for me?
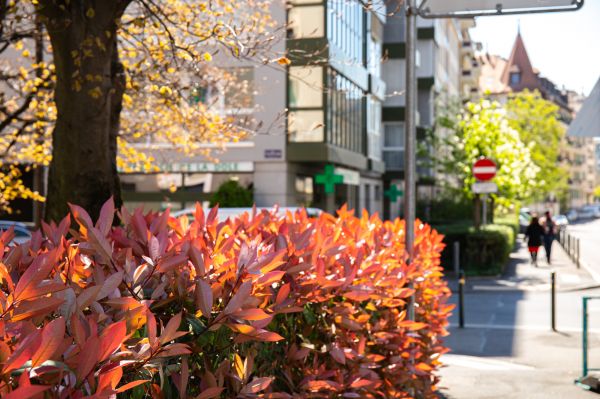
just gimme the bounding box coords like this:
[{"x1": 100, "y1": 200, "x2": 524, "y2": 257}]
[
  {"x1": 0, "y1": 0, "x2": 284, "y2": 218},
  {"x1": 436, "y1": 98, "x2": 540, "y2": 206},
  {"x1": 505, "y1": 90, "x2": 569, "y2": 204}
]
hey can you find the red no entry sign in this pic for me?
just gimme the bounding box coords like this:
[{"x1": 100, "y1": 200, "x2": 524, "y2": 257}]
[{"x1": 473, "y1": 158, "x2": 497, "y2": 181}]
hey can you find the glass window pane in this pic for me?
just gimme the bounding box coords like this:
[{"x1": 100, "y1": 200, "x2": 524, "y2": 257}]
[
  {"x1": 289, "y1": 6, "x2": 324, "y2": 38},
  {"x1": 383, "y1": 150, "x2": 405, "y2": 171},
  {"x1": 384, "y1": 123, "x2": 404, "y2": 148},
  {"x1": 224, "y1": 67, "x2": 254, "y2": 109},
  {"x1": 289, "y1": 66, "x2": 323, "y2": 108},
  {"x1": 288, "y1": 110, "x2": 324, "y2": 142}
]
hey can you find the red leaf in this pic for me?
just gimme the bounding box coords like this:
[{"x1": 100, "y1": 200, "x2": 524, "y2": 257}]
[
  {"x1": 31, "y1": 317, "x2": 66, "y2": 366},
  {"x1": 99, "y1": 320, "x2": 127, "y2": 362},
  {"x1": 3, "y1": 329, "x2": 42, "y2": 373},
  {"x1": 195, "y1": 387, "x2": 224, "y2": 399},
  {"x1": 330, "y1": 346, "x2": 345, "y2": 365},
  {"x1": 11, "y1": 296, "x2": 65, "y2": 322},
  {"x1": 3, "y1": 384, "x2": 51, "y2": 399},
  {"x1": 240, "y1": 377, "x2": 274, "y2": 394},
  {"x1": 13, "y1": 248, "x2": 59, "y2": 301},
  {"x1": 275, "y1": 283, "x2": 290, "y2": 305},
  {"x1": 195, "y1": 279, "x2": 213, "y2": 318},
  {"x1": 96, "y1": 197, "x2": 115, "y2": 236},
  {"x1": 76, "y1": 336, "x2": 100, "y2": 381},
  {"x1": 223, "y1": 281, "x2": 252, "y2": 315},
  {"x1": 160, "y1": 312, "x2": 186, "y2": 344}
]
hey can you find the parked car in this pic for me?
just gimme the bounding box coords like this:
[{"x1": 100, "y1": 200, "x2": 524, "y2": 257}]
[
  {"x1": 554, "y1": 215, "x2": 569, "y2": 231},
  {"x1": 0, "y1": 221, "x2": 32, "y2": 245},
  {"x1": 578, "y1": 206, "x2": 596, "y2": 220},
  {"x1": 172, "y1": 206, "x2": 323, "y2": 221},
  {"x1": 565, "y1": 209, "x2": 578, "y2": 222}
]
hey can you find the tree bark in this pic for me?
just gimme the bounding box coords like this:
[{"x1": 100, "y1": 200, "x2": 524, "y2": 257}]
[
  {"x1": 41, "y1": 3, "x2": 128, "y2": 222},
  {"x1": 109, "y1": 40, "x2": 124, "y2": 212}
]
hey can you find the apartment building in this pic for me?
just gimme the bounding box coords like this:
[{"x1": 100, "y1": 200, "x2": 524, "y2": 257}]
[{"x1": 380, "y1": 7, "x2": 473, "y2": 218}]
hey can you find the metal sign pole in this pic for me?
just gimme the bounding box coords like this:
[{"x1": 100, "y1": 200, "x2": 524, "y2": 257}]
[{"x1": 405, "y1": 0, "x2": 417, "y2": 323}]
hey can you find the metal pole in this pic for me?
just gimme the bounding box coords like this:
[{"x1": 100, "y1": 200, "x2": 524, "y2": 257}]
[
  {"x1": 453, "y1": 241, "x2": 460, "y2": 276},
  {"x1": 551, "y1": 272, "x2": 556, "y2": 332},
  {"x1": 404, "y1": 0, "x2": 417, "y2": 323},
  {"x1": 577, "y1": 238, "x2": 580, "y2": 268},
  {"x1": 459, "y1": 270, "x2": 465, "y2": 328},
  {"x1": 482, "y1": 193, "x2": 488, "y2": 226},
  {"x1": 583, "y1": 297, "x2": 589, "y2": 377}
]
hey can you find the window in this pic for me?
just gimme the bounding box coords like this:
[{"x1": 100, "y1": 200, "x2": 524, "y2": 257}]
[
  {"x1": 224, "y1": 67, "x2": 254, "y2": 109},
  {"x1": 288, "y1": 110, "x2": 324, "y2": 142},
  {"x1": 288, "y1": 6, "x2": 324, "y2": 38},
  {"x1": 367, "y1": 96, "x2": 382, "y2": 160},
  {"x1": 289, "y1": 66, "x2": 323, "y2": 108},
  {"x1": 327, "y1": 68, "x2": 364, "y2": 152},
  {"x1": 510, "y1": 72, "x2": 521, "y2": 85},
  {"x1": 327, "y1": 0, "x2": 364, "y2": 65},
  {"x1": 383, "y1": 123, "x2": 405, "y2": 171}
]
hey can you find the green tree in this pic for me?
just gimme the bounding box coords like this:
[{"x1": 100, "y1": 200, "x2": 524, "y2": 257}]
[
  {"x1": 436, "y1": 98, "x2": 539, "y2": 207},
  {"x1": 209, "y1": 180, "x2": 253, "y2": 207},
  {"x1": 506, "y1": 90, "x2": 568, "y2": 204}
]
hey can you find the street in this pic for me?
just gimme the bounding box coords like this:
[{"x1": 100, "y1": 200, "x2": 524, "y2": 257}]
[
  {"x1": 439, "y1": 218, "x2": 600, "y2": 398},
  {"x1": 567, "y1": 218, "x2": 600, "y2": 282}
]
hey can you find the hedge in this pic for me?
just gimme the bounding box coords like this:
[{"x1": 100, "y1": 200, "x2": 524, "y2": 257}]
[
  {"x1": 437, "y1": 223, "x2": 515, "y2": 276},
  {"x1": 0, "y1": 200, "x2": 452, "y2": 398}
]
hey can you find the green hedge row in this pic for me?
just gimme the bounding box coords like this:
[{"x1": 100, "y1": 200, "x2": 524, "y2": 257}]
[{"x1": 436, "y1": 222, "x2": 516, "y2": 276}]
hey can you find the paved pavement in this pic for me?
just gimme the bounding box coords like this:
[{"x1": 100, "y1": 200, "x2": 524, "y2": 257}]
[{"x1": 438, "y1": 230, "x2": 600, "y2": 399}]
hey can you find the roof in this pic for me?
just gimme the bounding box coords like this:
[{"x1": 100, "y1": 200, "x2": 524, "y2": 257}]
[
  {"x1": 500, "y1": 33, "x2": 542, "y2": 92},
  {"x1": 567, "y1": 77, "x2": 600, "y2": 137}
]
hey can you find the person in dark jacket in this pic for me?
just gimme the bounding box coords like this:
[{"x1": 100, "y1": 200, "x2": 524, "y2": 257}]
[
  {"x1": 543, "y1": 211, "x2": 556, "y2": 264},
  {"x1": 525, "y1": 216, "x2": 544, "y2": 266}
]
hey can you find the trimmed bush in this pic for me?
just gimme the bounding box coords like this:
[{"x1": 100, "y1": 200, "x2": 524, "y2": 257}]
[
  {"x1": 437, "y1": 223, "x2": 515, "y2": 276},
  {"x1": 0, "y1": 200, "x2": 452, "y2": 398},
  {"x1": 209, "y1": 179, "x2": 253, "y2": 207}
]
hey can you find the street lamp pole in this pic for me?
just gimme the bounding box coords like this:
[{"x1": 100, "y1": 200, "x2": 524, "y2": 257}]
[{"x1": 404, "y1": 0, "x2": 417, "y2": 322}]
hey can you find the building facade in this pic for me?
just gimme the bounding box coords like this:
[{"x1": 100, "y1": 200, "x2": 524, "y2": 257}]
[{"x1": 120, "y1": 0, "x2": 387, "y2": 215}]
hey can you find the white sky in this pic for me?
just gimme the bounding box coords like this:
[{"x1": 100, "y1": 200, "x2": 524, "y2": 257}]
[{"x1": 469, "y1": 1, "x2": 600, "y2": 96}]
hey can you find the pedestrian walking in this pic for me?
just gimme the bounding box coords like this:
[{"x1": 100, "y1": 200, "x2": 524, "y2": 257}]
[
  {"x1": 525, "y1": 216, "x2": 544, "y2": 266},
  {"x1": 543, "y1": 211, "x2": 556, "y2": 264}
]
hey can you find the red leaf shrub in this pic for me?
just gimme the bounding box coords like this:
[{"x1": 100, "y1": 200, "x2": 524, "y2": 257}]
[{"x1": 0, "y1": 200, "x2": 452, "y2": 398}]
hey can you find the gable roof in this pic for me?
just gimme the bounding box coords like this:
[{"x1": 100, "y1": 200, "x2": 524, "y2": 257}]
[{"x1": 500, "y1": 33, "x2": 542, "y2": 92}]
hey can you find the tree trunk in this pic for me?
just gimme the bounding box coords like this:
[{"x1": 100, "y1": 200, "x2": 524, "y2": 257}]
[
  {"x1": 109, "y1": 40, "x2": 124, "y2": 212},
  {"x1": 42, "y1": 4, "x2": 126, "y2": 222}
]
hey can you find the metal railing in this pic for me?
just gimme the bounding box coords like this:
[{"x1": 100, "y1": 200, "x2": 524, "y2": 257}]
[{"x1": 558, "y1": 228, "x2": 580, "y2": 268}]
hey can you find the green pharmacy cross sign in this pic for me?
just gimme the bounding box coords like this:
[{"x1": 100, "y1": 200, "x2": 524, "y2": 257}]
[
  {"x1": 385, "y1": 184, "x2": 403, "y2": 202},
  {"x1": 315, "y1": 164, "x2": 343, "y2": 194}
]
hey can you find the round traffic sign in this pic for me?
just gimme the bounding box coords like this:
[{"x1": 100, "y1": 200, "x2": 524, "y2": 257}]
[{"x1": 473, "y1": 158, "x2": 497, "y2": 181}]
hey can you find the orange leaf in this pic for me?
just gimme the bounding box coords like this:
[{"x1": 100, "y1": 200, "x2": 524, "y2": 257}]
[
  {"x1": 115, "y1": 379, "x2": 150, "y2": 393},
  {"x1": 232, "y1": 308, "x2": 271, "y2": 321},
  {"x1": 160, "y1": 312, "x2": 186, "y2": 344},
  {"x1": 11, "y1": 296, "x2": 65, "y2": 322},
  {"x1": 3, "y1": 329, "x2": 42, "y2": 373}
]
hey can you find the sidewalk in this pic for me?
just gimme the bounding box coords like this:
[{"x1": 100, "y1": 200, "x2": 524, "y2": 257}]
[
  {"x1": 447, "y1": 236, "x2": 598, "y2": 293},
  {"x1": 438, "y1": 236, "x2": 600, "y2": 398}
]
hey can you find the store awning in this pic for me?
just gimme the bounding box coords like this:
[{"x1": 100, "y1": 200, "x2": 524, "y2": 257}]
[{"x1": 568, "y1": 77, "x2": 600, "y2": 137}]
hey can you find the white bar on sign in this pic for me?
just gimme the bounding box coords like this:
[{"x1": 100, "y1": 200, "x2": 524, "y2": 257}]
[
  {"x1": 472, "y1": 182, "x2": 498, "y2": 194},
  {"x1": 473, "y1": 166, "x2": 497, "y2": 173}
]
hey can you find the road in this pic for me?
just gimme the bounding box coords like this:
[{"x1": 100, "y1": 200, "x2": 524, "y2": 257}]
[{"x1": 567, "y1": 217, "x2": 600, "y2": 282}]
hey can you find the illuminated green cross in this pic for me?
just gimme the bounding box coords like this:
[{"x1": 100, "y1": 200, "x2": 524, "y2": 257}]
[
  {"x1": 385, "y1": 184, "x2": 403, "y2": 202},
  {"x1": 315, "y1": 164, "x2": 343, "y2": 194}
]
